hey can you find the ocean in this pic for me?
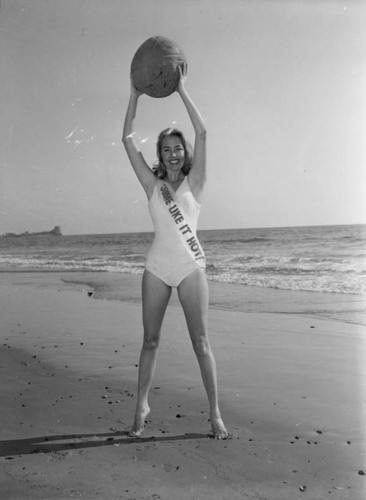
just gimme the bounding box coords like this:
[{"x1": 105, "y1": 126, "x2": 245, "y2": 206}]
[{"x1": 0, "y1": 224, "x2": 365, "y2": 296}]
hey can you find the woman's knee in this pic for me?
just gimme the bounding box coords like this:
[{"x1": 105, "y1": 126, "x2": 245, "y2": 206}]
[
  {"x1": 191, "y1": 336, "x2": 211, "y2": 358},
  {"x1": 142, "y1": 333, "x2": 160, "y2": 351}
]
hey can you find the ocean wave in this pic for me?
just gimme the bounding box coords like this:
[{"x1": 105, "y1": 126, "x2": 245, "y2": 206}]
[
  {"x1": 202, "y1": 237, "x2": 270, "y2": 245},
  {"x1": 0, "y1": 256, "x2": 144, "y2": 274},
  {"x1": 206, "y1": 270, "x2": 366, "y2": 295},
  {"x1": 1, "y1": 255, "x2": 365, "y2": 294}
]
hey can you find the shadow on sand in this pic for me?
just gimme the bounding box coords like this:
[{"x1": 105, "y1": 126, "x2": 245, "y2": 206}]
[{"x1": 0, "y1": 431, "x2": 209, "y2": 458}]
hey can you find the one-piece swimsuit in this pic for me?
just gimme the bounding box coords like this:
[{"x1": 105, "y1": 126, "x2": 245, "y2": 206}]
[{"x1": 145, "y1": 177, "x2": 206, "y2": 287}]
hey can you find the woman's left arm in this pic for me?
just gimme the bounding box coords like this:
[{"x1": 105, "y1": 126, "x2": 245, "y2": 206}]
[{"x1": 176, "y1": 68, "x2": 207, "y2": 197}]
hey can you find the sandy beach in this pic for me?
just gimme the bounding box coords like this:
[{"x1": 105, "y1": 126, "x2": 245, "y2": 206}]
[{"x1": 1, "y1": 272, "x2": 365, "y2": 499}]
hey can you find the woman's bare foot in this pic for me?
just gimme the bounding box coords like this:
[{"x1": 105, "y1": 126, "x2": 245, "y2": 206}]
[
  {"x1": 210, "y1": 413, "x2": 229, "y2": 440},
  {"x1": 128, "y1": 404, "x2": 151, "y2": 437}
]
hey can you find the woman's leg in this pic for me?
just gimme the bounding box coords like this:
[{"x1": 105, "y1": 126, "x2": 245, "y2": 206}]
[
  {"x1": 130, "y1": 270, "x2": 172, "y2": 436},
  {"x1": 177, "y1": 269, "x2": 228, "y2": 439}
]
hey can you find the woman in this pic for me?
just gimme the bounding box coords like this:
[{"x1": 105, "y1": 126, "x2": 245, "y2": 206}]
[{"x1": 122, "y1": 69, "x2": 228, "y2": 439}]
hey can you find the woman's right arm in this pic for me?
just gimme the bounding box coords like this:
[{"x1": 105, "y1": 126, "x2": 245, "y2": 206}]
[{"x1": 122, "y1": 84, "x2": 156, "y2": 197}]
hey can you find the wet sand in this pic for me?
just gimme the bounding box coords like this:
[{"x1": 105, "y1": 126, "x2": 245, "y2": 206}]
[{"x1": 1, "y1": 272, "x2": 365, "y2": 499}]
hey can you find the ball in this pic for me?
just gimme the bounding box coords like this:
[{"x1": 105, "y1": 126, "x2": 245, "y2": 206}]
[{"x1": 130, "y1": 36, "x2": 187, "y2": 98}]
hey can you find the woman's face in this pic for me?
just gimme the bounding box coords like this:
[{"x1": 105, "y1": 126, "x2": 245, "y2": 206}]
[{"x1": 160, "y1": 135, "x2": 185, "y2": 172}]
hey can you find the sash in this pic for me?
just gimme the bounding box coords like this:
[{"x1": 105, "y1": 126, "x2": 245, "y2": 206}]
[{"x1": 158, "y1": 181, "x2": 205, "y2": 267}]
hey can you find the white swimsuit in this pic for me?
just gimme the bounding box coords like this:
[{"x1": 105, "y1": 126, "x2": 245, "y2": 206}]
[{"x1": 145, "y1": 177, "x2": 206, "y2": 287}]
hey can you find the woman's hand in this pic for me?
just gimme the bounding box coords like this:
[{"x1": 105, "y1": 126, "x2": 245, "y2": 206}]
[{"x1": 176, "y1": 64, "x2": 188, "y2": 95}]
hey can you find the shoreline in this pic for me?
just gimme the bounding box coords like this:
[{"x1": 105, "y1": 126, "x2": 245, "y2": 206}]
[
  {"x1": 1, "y1": 271, "x2": 365, "y2": 499},
  {"x1": 1, "y1": 270, "x2": 364, "y2": 326}
]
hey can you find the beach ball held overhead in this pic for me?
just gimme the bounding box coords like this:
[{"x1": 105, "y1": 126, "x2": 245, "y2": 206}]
[{"x1": 131, "y1": 36, "x2": 187, "y2": 98}]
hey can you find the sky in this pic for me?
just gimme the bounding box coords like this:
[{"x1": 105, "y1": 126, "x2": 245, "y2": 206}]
[{"x1": 1, "y1": 0, "x2": 365, "y2": 235}]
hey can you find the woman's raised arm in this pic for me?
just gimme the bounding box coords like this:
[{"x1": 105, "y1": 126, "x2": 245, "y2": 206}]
[
  {"x1": 176, "y1": 68, "x2": 207, "y2": 193},
  {"x1": 122, "y1": 83, "x2": 156, "y2": 197}
]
